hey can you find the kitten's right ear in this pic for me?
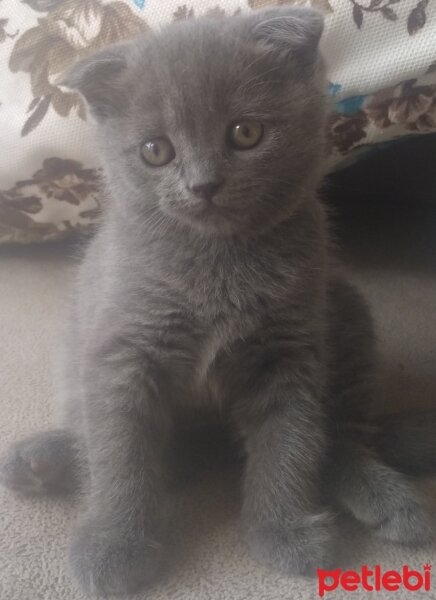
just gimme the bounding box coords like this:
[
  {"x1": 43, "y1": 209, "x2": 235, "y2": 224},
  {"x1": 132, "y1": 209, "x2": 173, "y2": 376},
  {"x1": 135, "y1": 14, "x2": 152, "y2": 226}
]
[
  {"x1": 246, "y1": 7, "x2": 324, "y2": 69},
  {"x1": 60, "y1": 43, "x2": 131, "y2": 121}
]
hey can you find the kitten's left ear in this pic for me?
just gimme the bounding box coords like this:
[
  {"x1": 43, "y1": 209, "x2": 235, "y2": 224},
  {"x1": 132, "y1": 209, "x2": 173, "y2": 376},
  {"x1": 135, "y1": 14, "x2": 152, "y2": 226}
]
[
  {"x1": 60, "y1": 43, "x2": 132, "y2": 121},
  {"x1": 248, "y1": 7, "x2": 324, "y2": 67}
]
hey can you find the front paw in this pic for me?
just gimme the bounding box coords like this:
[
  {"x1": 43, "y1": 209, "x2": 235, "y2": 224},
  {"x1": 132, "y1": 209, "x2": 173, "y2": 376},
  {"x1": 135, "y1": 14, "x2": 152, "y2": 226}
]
[
  {"x1": 245, "y1": 511, "x2": 336, "y2": 577},
  {"x1": 69, "y1": 514, "x2": 163, "y2": 597}
]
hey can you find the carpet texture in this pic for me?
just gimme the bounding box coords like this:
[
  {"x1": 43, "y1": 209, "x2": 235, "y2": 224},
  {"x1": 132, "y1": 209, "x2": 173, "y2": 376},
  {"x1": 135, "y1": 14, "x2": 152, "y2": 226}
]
[{"x1": 1, "y1": 149, "x2": 436, "y2": 598}]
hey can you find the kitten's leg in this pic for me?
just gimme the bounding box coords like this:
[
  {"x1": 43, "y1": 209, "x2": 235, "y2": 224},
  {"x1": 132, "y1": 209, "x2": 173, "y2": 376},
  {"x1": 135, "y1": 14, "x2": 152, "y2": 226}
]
[
  {"x1": 241, "y1": 405, "x2": 334, "y2": 575},
  {"x1": 326, "y1": 278, "x2": 433, "y2": 545},
  {"x1": 232, "y1": 341, "x2": 335, "y2": 576},
  {"x1": 0, "y1": 430, "x2": 80, "y2": 495},
  {"x1": 333, "y1": 442, "x2": 433, "y2": 546},
  {"x1": 69, "y1": 338, "x2": 174, "y2": 597}
]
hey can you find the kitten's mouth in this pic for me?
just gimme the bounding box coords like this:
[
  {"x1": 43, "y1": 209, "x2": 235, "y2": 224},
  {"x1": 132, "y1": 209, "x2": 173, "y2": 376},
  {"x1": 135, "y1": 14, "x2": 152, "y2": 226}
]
[
  {"x1": 189, "y1": 200, "x2": 239, "y2": 218},
  {"x1": 164, "y1": 197, "x2": 244, "y2": 233}
]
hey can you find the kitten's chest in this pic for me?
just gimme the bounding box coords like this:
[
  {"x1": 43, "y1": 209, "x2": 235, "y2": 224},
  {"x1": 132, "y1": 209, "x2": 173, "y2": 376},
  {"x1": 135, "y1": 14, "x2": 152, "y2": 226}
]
[
  {"x1": 170, "y1": 240, "x2": 296, "y2": 318},
  {"x1": 144, "y1": 229, "x2": 315, "y2": 403},
  {"x1": 179, "y1": 260, "x2": 297, "y2": 404}
]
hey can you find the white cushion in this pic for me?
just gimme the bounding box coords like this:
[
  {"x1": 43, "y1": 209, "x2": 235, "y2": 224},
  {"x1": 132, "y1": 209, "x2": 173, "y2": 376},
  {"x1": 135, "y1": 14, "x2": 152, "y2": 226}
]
[{"x1": 0, "y1": 0, "x2": 435, "y2": 242}]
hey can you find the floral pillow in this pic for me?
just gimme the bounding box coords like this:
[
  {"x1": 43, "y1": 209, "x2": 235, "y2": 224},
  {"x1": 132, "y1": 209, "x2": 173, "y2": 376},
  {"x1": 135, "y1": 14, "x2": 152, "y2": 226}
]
[{"x1": 0, "y1": 0, "x2": 435, "y2": 243}]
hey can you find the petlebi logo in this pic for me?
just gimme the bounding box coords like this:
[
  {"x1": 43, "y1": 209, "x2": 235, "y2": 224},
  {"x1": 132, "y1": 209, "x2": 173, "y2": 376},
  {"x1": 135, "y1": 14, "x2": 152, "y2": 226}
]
[{"x1": 317, "y1": 564, "x2": 432, "y2": 596}]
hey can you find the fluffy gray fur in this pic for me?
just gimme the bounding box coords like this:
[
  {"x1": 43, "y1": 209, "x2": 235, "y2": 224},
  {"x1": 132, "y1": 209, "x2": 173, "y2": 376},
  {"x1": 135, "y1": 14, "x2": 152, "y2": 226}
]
[{"x1": 1, "y1": 8, "x2": 434, "y2": 597}]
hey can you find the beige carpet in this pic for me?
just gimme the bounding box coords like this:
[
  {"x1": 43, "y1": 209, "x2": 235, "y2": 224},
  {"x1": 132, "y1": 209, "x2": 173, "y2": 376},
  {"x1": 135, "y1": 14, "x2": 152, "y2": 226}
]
[{"x1": 1, "y1": 195, "x2": 436, "y2": 600}]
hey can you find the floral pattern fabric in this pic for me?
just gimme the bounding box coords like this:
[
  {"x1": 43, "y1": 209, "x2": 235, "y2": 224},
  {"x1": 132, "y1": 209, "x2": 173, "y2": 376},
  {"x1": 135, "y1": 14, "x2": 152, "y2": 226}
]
[{"x1": 0, "y1": 0, "x2": 435, "y2": 243}]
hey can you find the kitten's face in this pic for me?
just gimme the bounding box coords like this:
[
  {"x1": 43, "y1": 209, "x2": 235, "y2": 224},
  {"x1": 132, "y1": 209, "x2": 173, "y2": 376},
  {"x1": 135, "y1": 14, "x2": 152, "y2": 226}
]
[{"x1": 67, "y1": 9, "x2": 326, "y2": 236}]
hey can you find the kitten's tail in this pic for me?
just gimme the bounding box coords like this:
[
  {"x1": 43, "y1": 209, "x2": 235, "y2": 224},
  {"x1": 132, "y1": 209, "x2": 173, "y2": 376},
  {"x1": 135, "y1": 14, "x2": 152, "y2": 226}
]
[{"x1": 372, "y1": 409, "x2": 436, "y2": 477}]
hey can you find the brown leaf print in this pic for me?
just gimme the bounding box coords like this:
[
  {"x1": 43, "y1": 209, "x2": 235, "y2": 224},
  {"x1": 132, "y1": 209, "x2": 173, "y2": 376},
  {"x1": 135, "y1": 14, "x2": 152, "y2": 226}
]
[
  {"x1": 0, "y1": 17, "x2": 18, "y2": 43},
  {"x1": 0, "y1": 158, "x2": 101, "y2": 243},
  {"x1": 51, "y1": 91, "x2": 86, "y2": 119},
  {"x1": 381, "y1": 6, "x2": 397, "y2": 20},
  {"x1": 173, "y1": 4, "x2": 242, "y2": 20},
  {"x1": 21, "y1": 95, "x2": 51, "y2": 136},
  {"x1": 206, "y1": 7, "x2": 226, "y2": 19},
  {"x1": 407, "y1": 0, "x2": 428, "y2": 35},
  {"x1": 409, "y1": 101, "x2": 436, "y2": 131},
  {"x1": 329, "y1": 111, "x2": 368, "y2": 154},
  {"x1": 352, "y1": 4, "x2": 363, "y2": 28},
  {"x1": 314, "y1": 0, "x2": 334, "y2": 12},
  {"x1": 32, "y1": 158, "x2": 100, "y2": 205},
  {"x1": 9, "y1": 0, "x2": 147, "y2": 136},
  {"x1": 21, "y1": 0, "x2": 62, "y2": 10},
  {"x1": 349, "y1": 0, "x2": 400, "y2": 30},
  {"x1": 173, "y1": 5, "x2": 195, "y2": 20},
  {"x1": 365, "y1": 79, "x2": 436, "y2": 132},
  {"x1": 0, "y1": 203, "x2": 60, "y2": 244},
  {"x1": 27, "y1": 96, "x2": 41, "y2": 112},
  {"x1": 79, "y1": 207, "x2": 101, "y2": 220},
  {"x1": 10, "y1": 26, "x2": 65, "y2": 82},
  {"x1": 1, "y1": 195, "x2": 43, "y2": 214},
  {"x1": 248, "y1": 0, "x2": 333, "y2": 12}
]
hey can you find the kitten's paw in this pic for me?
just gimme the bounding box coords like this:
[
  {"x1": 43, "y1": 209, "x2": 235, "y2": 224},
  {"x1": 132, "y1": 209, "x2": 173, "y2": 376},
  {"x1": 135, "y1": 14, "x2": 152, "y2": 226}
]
[
  {"x1": 337, "y1": 454, "x2": 434, "y2": 547},
  {"x1": 70, "y1": 515, "x2": 163, "y2": 597},
  {"x1": 245, "y1": 511, "x2": 336, "y2": 576},
  {"x1": 0, "y1": 430, "x2": 78, "y2": 495},
  {"x1": 374, "y1": 498, "x2": 434, "y2": 546}
]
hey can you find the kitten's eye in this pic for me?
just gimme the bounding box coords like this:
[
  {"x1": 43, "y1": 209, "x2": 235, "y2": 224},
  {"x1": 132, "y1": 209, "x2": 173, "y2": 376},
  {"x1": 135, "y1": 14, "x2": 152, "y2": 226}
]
[
  {"x1": 141, "y1": 138, "x2": 175, "y2": 167},
  {"x1": 228, "y1": 120, "x2": 264, "y2": 150}
]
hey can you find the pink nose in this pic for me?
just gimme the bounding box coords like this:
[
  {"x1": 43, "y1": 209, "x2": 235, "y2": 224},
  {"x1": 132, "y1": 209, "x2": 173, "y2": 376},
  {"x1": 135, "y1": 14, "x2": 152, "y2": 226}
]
[{"x1": 190, "y1": 180, "x2": 224, "y2": 202}]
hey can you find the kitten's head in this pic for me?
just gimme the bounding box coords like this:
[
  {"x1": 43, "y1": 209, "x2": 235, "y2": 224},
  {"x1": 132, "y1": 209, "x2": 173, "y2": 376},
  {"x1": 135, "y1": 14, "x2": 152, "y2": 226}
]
[{"x1": 63, "y1": 8, "x2": 326, "y2": 237}]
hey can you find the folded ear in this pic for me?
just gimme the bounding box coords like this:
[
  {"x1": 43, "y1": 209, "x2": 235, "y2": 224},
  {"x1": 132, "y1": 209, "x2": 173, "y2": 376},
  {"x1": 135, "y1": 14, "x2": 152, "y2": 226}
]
[
  {"x1": 248, "y1": 7, "x2": 324, "y2": 67},
  {"x1": 60, "y1": 43, "x2": 132, "y2": 121}
]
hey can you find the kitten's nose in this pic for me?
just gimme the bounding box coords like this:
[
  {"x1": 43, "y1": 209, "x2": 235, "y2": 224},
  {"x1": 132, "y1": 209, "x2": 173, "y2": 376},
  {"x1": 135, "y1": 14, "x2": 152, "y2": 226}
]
[{"x1": 189, "y1": 180, "x2": 223, "y2": 202}]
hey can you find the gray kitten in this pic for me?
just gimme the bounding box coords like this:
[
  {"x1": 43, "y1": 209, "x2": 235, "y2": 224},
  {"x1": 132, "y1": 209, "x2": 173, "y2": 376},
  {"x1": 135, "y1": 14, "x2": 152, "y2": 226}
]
[{"x1": 1, "y1": 8, "x2": 435, "y2": 597}]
